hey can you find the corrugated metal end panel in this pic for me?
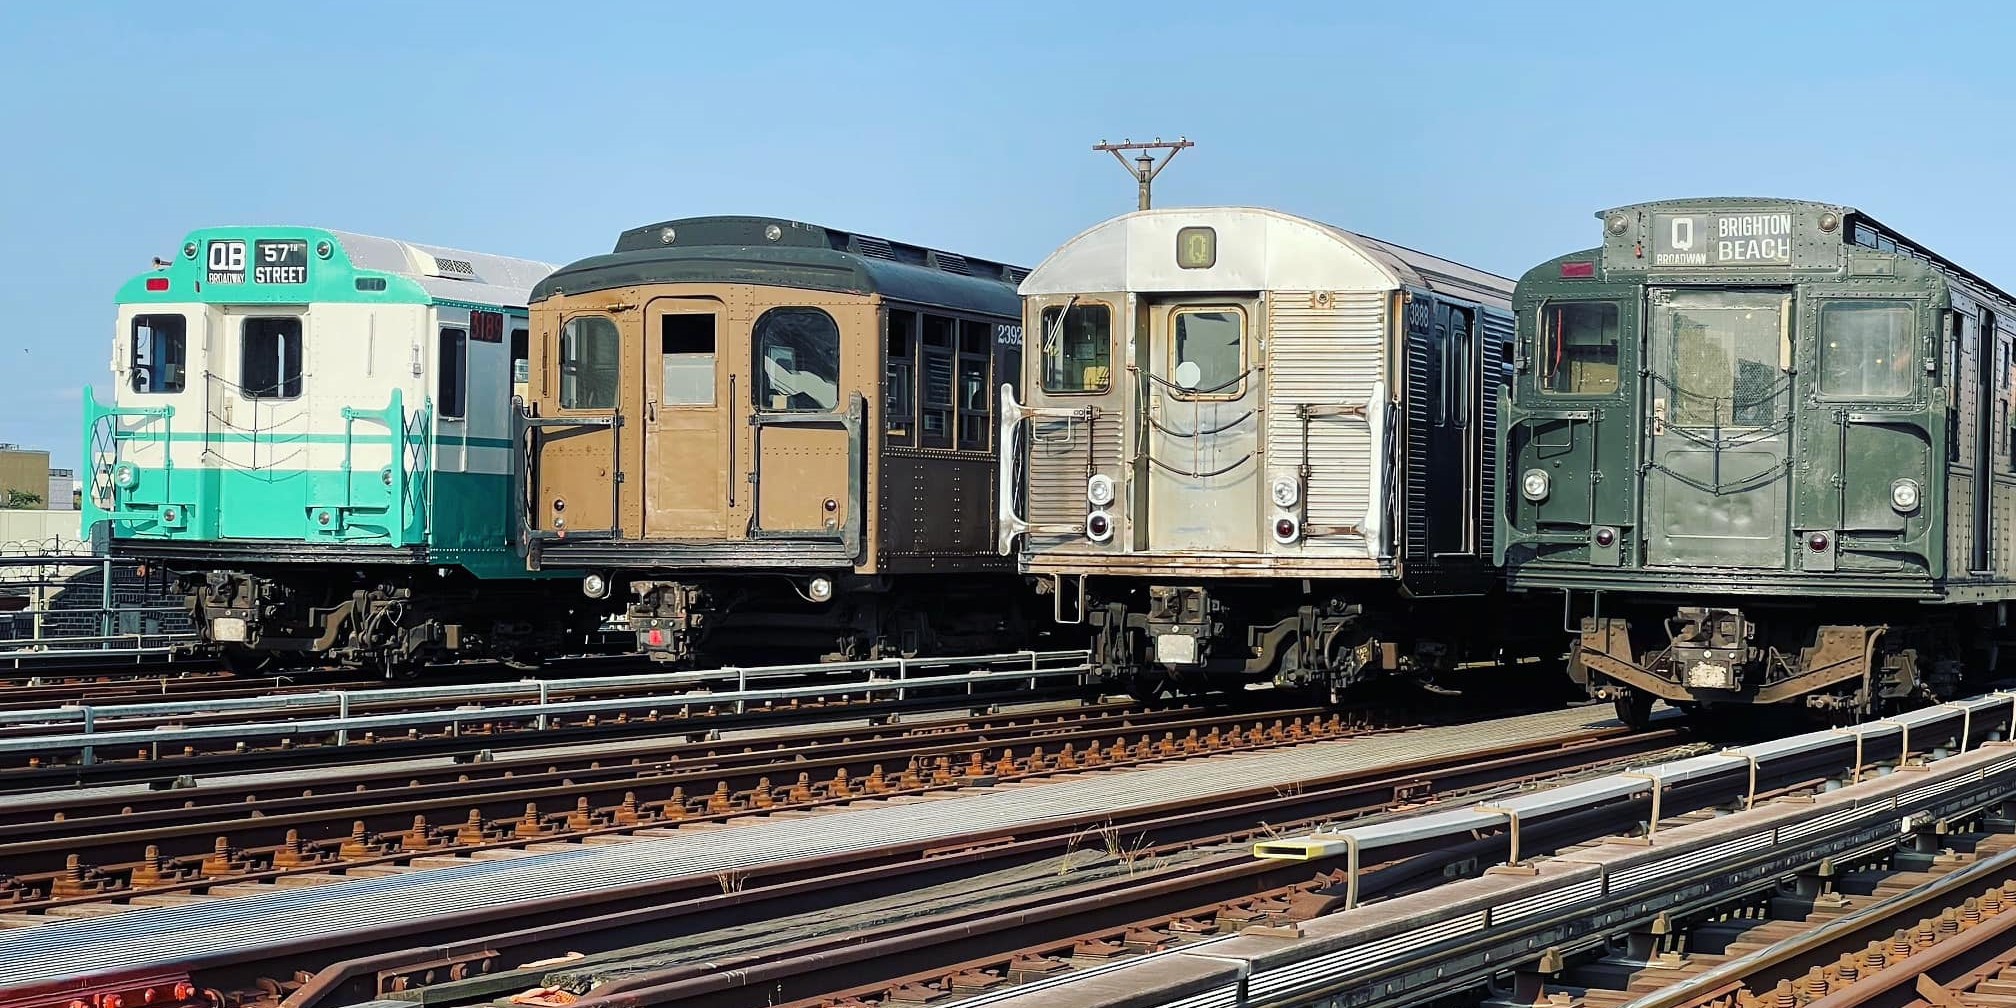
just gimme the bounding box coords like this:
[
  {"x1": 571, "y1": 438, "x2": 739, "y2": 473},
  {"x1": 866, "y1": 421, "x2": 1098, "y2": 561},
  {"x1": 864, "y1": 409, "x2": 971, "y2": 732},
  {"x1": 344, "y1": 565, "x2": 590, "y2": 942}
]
[
  {"x1": 1269, "y1": 292, "x2": 1382, "y2": 552},
  {"x1": 1029, "y1": 411, "x2": 1125, "y2": 527},
  {"x1": 1402, "y1": 320, "x2": 1434, "y2": 561},
  {"x1": 1478, "y1": 311, "x2": 1513, "y2": 559}
]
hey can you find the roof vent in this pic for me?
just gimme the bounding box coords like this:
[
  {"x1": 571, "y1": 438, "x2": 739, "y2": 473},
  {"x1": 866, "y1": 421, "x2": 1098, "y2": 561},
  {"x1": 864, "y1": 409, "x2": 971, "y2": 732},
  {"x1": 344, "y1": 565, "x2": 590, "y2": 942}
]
[
  {"x1": 931, "y1": 252, "x2": 971, "y2": 276},
  {"x1": 433, "y1": 257, "x2": 478, "y2": 278},
  {"x1": 407, "y1": 247, "x2": 482, "y2": 282},
  {"x1": 854, "y1": 236, "x2": 897, "y2": 261},
  {"x1": 1004, "y1": 266, "x2": 1030, "y2": 284}
]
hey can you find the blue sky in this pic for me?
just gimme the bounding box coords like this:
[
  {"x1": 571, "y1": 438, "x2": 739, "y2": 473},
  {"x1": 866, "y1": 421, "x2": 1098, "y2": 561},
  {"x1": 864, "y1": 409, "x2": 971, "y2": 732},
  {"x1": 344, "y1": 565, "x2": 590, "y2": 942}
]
[{"x1": 1, "y1": 1, "x2": 2008, "y2": 465}]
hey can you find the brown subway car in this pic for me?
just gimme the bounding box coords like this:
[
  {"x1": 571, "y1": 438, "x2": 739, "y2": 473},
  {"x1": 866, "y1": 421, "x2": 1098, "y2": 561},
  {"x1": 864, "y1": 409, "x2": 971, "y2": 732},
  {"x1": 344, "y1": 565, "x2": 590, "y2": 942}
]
[{"x1": 520, "y1": 216, "x2": 1034, "y2": 663}]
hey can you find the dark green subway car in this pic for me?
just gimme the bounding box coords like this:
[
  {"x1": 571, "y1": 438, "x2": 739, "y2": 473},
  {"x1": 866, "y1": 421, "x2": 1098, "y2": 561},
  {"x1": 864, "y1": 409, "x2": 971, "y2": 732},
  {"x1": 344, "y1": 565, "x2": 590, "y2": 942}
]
[{"x1": 1499, "y1": 198, "x2": 2016, "y2": 725}]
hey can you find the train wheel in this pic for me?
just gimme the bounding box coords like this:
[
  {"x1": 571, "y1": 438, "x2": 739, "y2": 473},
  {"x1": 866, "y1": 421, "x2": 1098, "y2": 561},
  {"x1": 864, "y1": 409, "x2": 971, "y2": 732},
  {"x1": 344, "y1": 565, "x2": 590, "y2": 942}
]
[
  {"x1": 1125, "y1": 673, "x2": 1170, "y2": 705},
  {"x1": 1612, "y1": 687, "x2": 1654, "y2": 731},
  {"x1": 218, "y1": 646, "x2": 279, "y2": 676}
]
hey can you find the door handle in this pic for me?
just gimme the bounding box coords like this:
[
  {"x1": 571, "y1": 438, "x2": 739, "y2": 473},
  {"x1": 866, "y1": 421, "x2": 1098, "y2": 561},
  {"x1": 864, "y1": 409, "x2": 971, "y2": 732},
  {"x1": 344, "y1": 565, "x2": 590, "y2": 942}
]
[{"x1": 646, "y1": 399, "x2": 657, "y2": 422}]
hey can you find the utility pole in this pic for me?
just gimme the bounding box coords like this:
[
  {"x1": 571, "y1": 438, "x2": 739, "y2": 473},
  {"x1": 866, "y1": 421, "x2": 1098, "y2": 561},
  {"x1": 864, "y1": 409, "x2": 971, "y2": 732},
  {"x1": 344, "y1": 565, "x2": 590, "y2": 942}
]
[{"x1": 1093, "y1": 137, "x2": 1193, "y2": 210}]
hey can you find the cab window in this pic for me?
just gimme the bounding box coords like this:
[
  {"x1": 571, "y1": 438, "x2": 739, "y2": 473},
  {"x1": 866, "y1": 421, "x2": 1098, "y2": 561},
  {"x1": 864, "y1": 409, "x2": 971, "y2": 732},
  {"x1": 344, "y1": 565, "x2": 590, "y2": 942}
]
[
  {"x1": 1171, "y1": 307, "x2": 1244, "y2": 397},
  {"x1": 559, "y1": 315, "x2": 620, "y2": 410},
  {"x1": 1818, "y1": 301, "x2": 1915, "y2": 398},
  {"x1": 1039, "y1": 303, "x2": 1110, "y2": 393},
  {"x1": 754, "y1": 307, "x2": 840, "y2": 412},
  {"x1": 130, "y1": 314, "x2": 187, "y2": 394},
  {"x1": 1539, "y1": 302, "x2": 1619, "y2": 395}
]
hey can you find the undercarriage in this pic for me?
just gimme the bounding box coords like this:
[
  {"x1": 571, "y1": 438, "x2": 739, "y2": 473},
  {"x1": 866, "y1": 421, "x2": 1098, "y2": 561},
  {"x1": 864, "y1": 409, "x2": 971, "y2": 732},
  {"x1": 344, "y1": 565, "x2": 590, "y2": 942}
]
[
  {"x1": 1570, "y1": 603, "x2": 1979, "y2": 727},
  {"x1": 184, "y1": 569, "x2": 604, "y2": 675},
  {"x1": 624, "y1": 573, "x2": 1036, "y2": 666},
  {"x1": 1048, "y1": 577, "x2": 1558, "y2": 701}
]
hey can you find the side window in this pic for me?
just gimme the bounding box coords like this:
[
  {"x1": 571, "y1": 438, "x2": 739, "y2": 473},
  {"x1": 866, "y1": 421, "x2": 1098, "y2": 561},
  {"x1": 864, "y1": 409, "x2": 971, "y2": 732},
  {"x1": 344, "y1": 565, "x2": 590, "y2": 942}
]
[
  {"x1": 1039, "y1": 303, "x2": 1111, "y2": 393},
  {"x1": 437, "y1": 327, "x2": 467, "y2": 419},
  {"x1": 660, "y1": 313, "x2": 716, "y2": 406},
  {"x1": 241, "y1": 317, "x2": 302, "y2": 399},
  {"x1": 957, "y1": 319, "x2": 992, "y2": 450},
  {"x1": 1446, "y1": 309, "x2": 1472, "y2": 428},
  {"x1": 558, "y1": 315, "x2": 620, "y2": 410},
  {"x1": 753, "y1": 307, "x2": 840, "y2": 412},
  {"x1": 130, "y1": 314, "x2": 187, "y2": 394},
  {"x1": 884, "y1": 310, "x2": 915, "y2": 445},
  {"x1": 510, "y1": 327, "x2": 530, "y2": 394},
  {"x1": 1817, "y1": 301, "x2": 1915, "y2": 398},
  {"x1": 920, "y1": 315, "x2": 955, "y2": 448},
  {"x1": 1170, "y1": 307, "x2": 1244, "y2": 397},
  {"x1": 1539, "y1": 302, "x2": 1620, "y2": 395}
]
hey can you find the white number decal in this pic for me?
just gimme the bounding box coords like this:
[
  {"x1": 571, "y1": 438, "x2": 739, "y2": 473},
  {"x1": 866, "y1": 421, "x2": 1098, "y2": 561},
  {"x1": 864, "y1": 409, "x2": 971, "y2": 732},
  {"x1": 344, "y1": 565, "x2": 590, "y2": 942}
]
[{"x1": 994, "y1": 324, "x2": 1023, "y2": 348}]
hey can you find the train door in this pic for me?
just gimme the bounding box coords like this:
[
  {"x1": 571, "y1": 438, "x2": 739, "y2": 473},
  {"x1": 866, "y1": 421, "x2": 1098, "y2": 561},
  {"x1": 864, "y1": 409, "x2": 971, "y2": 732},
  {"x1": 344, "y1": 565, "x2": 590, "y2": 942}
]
[
  {"x1": 1143, "y1": 298, "x2": 1260, "y2": 552},
  {"x1": 641, "y1": 297, "x2": 734, "y2": 537},
  {"x1": 532, "y1": 309, "x2": 635, "y2": 539},
  {"x1": 1642, "y1": 288, "x2": 1793, "y2": 568},
  {"x1": 210, "y1": 307, "x2": 310, "y2": 538},
  {"x1": 1424, "y1": 303, "x2": 1474, "y2": 555},
  {"x1": 748, "y1": 305, "x2": 854, "y2": 539}
]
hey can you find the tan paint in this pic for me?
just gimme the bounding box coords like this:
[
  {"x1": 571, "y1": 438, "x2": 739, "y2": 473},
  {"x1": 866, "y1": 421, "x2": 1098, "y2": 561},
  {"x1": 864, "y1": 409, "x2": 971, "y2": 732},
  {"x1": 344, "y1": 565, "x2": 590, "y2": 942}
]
[{"x1": 643, "y1": 296, "x2": 733, "y2": 537}]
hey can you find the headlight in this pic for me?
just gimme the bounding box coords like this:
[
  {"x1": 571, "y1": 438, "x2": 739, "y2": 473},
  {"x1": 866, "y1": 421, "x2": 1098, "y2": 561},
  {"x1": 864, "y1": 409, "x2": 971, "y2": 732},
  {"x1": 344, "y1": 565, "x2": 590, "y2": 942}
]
[
  {"x1": 1891, "y1": 478, "x2": 1921, "y2": 513},
  {"x1": 113, "y1": 464, "x2": 138, "y2": 489},
  {"x1": 1269, "y1": 476, "x2": 1299, "y2": 509},
  {"x1": 1086, "y1": 474, "x2": 1115, "y2": 507},
  {"x1": 1521, "y1": 468, "x2": 1551, "y2": 502},
  {"x1": 807, "y1": 576, "x2": 834, "y2": 602},
  {"x1": 1086, "y1": 510, "x2": 1114, "y2": 543},
  {"x1": 582, "y1": 573, "x2": 608, "y2": 599}
]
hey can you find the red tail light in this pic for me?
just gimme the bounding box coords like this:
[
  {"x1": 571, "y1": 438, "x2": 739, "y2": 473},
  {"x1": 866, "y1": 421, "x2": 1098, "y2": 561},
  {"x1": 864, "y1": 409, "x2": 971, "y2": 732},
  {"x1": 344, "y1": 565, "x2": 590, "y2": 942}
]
[{"x1": 145, "y1": 277, "x2": 170, "y2": 292}]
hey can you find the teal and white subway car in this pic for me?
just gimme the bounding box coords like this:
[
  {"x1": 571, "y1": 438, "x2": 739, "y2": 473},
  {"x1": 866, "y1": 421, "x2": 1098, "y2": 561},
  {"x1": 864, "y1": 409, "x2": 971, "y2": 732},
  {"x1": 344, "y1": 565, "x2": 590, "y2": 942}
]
[{"x1": 84, "y1": 227, "x2": 600, "y2": 673}]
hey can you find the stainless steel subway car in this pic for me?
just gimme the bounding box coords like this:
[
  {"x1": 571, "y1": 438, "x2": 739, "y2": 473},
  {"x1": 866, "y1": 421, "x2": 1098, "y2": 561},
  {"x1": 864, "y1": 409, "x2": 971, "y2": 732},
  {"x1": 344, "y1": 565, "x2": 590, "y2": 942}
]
[{"x1": 1000, "y1": 207, "x2": 1552, "y2": 698}]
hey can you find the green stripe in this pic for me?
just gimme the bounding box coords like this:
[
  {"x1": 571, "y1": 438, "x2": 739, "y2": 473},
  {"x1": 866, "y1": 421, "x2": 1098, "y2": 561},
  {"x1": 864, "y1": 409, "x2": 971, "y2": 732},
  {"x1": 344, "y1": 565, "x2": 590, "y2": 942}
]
[{"x1": 108, "y1": 431, "x2": 516, "y2": 449}]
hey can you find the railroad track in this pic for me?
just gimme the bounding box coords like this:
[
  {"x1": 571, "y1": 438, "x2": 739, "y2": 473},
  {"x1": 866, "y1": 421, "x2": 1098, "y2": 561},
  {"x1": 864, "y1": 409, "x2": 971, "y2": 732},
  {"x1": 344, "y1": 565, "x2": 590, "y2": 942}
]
[
  {"x1": 0, "y1": 701, "x2": 1673, "y2": 1008},
  {"x1": 0, "y1": 650, "x2": 1092, "y2": 788},
  {"x1": 881, "y1": 694, "x2": 2016, "y2": 1008},
  {"x1": 0, "y1": 700, "x2": 1360, "y2": 917}
]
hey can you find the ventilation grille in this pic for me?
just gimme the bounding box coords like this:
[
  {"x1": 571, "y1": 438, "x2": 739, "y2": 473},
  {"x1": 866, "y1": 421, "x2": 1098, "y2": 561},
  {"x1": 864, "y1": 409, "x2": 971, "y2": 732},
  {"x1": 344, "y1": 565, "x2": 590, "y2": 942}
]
[
  {"x1": 932, "y1": 252, "x2": 971, "y2": 276},
  {"x1": 433, "y1": 257, "x2": 478, "y2": 278},
  {"x1": 854, "y1": 236, "x2": 897, "y2": 261},
  {"x1": 1005, "y1": 266, "x2": 1031, "y2": 284}
]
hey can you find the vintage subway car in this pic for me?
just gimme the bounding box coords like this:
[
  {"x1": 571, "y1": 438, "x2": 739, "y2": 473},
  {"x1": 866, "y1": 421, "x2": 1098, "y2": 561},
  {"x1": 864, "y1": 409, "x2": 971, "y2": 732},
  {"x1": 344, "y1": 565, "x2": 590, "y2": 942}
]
[
  {"x1": 522, "y1": 216, "x2": 1033, "y2": 662},
  {"x1": 1500, "y1": 198, "x2": 2016, "y2": 724},
  {"x1": 86, "y1": 227, "x2": 597, "y2": 674},
  {"x1": 1001, "y1": 207, "x2": 1552, "y2": 698}
]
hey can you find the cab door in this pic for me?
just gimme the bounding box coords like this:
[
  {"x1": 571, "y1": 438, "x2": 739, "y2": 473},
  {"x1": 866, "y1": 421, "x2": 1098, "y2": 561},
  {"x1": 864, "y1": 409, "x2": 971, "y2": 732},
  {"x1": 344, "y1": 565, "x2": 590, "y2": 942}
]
[
  {"x1": 747, "y1": 305, "x2": 857, "y2": 541},
  {"x1": 531, "y1": 309, "x2": 636, "y2": 540},
  {"x1": 1642, "y1": 288, "x2": 1793, "y2": 568},
  {"x1": 1143, "y1": 299, "x2": 1260, "y2": 552},
  {"x1": 641, "y1": 296, "x2": 735, "y2": 538},
  {"x1": 211, "y1": 307, "x2": 311, "y2": 539}
]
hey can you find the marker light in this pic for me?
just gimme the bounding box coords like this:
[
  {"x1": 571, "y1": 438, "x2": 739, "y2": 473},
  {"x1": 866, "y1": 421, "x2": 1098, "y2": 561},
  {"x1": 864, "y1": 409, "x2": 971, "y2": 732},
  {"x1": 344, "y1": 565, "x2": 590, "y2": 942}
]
[
  {"x1": 1594, "y1": 527, "x2": 1616, "y2": 547},
  {"x1": 113, "y1": 464, "x2": 137, "y2": 489},
  {"x1": 1891, "y1": 478, "x2": 1921, "y2": 514},
  {"x1": 1808, "y1": 532, "x2": 1831, "y2": 553},
  {"x1": 808, "y1": 577, "x2": 835, "y2": 602},
  {"x1": 145, "y1": 277, "x2": 170, "y2": 292},
  {"x1": 1086, "y1": 510, "x2": 1114, "y2": 543},
  {"x1": 582, "y1": 573, "x2": 608, "y2": 599},
  {"x1": 1521, "y1": 469, "x2": 1551, "y2": 502},
  {"x1": 1086, "y1": 473, "x2": 1115, "y2": 507},
  {"x1": 1269, "y1": 476, "x2": 1299, "y2": 509},
  {"x1": 1559, "y1": 262, "x2": 1595, "y2": 279},
  {"x1": 1273, "y1": 516, "x2": 1301, "y2": 544}
]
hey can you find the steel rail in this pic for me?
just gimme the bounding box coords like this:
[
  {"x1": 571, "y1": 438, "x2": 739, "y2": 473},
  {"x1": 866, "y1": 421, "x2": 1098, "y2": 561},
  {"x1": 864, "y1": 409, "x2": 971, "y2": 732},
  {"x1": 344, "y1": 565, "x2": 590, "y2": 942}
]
[{"x1": 0, "y1": 654, "x2": 1092, "y2": 761}]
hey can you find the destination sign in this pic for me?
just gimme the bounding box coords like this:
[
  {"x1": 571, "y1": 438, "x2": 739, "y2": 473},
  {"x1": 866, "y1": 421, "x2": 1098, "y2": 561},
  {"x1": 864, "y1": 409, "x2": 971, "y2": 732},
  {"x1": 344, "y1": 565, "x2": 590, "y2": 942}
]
[
  {"x1": 206, "y1": 239, "x2": 247, "y2": 285},
  {"x1": 253, "y1": 240, "x2": 309, "y2": 284},
  {"x1": 1652, "y1": 212, "x2": 1794, "y2": 267}
]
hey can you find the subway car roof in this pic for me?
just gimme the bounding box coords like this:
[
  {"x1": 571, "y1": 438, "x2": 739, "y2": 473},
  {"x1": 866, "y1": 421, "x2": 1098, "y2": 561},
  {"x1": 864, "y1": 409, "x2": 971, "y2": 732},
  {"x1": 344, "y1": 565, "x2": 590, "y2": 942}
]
[
  {"x1": 531, "y1": 216, "x2": 1027, "y2": 318},
  {"x1": 1020, "y1": 207, "x2": 1513, "y2": 310}
]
